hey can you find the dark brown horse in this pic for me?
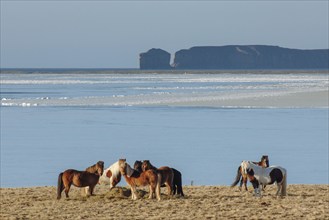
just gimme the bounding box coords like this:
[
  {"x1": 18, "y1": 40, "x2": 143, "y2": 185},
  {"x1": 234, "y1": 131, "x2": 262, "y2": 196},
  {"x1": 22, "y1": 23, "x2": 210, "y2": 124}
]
[
  {"x1": 84, "y1": 161, "x2": 104, "y2": 195},
  {"x1": 141, "y1": 160, "x2": 174, "y2": 196},
  {"x1": 231, "y1": 155, "x2": 269, "y2": 191},
  {"x1": 57, "y1": 162, "x2": 103, "y2": 199},
  {"x1": 135, "y1": 160, "x2": 184, "y2": 197},
  {"x1": 119, "y1": 159, "x2": 161, "y2": 200}
]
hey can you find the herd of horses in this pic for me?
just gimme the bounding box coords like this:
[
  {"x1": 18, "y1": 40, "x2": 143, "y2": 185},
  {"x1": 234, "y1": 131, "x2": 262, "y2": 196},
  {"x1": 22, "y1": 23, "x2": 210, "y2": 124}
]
[
  {"x1": 57, "y1": 159, "x2": 184, "y2": 200},
  {"x1": 57, "y1": 155, "x2": 287, "y2": 200}
]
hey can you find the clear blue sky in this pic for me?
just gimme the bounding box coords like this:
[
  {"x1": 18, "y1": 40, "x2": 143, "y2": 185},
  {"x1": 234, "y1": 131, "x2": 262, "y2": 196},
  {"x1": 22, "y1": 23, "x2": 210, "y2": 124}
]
[{"x1": 1, "y1": 1, "x2": 328, "y2": 68}]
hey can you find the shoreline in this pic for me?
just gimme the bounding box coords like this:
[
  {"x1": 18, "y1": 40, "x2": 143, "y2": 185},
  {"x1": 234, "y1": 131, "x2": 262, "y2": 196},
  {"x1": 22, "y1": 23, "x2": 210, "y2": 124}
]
[
  {"x1": 2, "y1": 89, "x2": 328, "y2": 108},
  {"x1": 1, "y1": 69, "x2": 329, "y2": 74},
  {"x1": 1, "y1": 185, "x2": 328, "y2": 219}
]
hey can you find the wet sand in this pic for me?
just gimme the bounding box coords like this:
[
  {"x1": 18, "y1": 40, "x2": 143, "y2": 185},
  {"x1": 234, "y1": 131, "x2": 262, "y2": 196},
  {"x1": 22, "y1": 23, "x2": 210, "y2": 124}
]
[
  {"x1": 170, "y1": 90, "x2": 329, "y2": 108},
  {"x1": 1, "y1": 184, "x2": 328, "y2": 219}
]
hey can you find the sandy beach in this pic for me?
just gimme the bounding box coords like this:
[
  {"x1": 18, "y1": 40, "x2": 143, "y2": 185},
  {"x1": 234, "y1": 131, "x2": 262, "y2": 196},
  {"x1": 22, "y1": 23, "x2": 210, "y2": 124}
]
[{"x1": 1, "y1": 184, "x2": 328, "y2": 219}]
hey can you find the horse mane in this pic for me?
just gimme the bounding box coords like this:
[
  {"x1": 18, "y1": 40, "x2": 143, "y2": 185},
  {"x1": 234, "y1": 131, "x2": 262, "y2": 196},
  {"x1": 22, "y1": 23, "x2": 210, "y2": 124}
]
[
  {"x1": 125, "y1": 163, "x2": 139, "y2": 177},
  {"x1": 143, "y1": 160, "x2": 157, "y2": 170},
  {"x1": 250, "y1": 155, "x2": 269, "y2": 168},
  {"x1": 86, "y1": 161, "x2": 104, "y2": 174}
]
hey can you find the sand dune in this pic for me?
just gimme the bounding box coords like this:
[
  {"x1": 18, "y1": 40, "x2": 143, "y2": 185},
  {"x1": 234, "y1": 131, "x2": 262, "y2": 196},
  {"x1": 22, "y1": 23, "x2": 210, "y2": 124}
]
[{"x1": 1, "y1": 184, "x2": 328, "y2": 219}]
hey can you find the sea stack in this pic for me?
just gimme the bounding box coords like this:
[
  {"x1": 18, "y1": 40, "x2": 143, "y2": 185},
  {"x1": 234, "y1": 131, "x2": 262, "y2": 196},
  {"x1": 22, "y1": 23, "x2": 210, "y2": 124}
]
[{"x1": 139, "y1": 48, "x2": 172, "y2": 70}]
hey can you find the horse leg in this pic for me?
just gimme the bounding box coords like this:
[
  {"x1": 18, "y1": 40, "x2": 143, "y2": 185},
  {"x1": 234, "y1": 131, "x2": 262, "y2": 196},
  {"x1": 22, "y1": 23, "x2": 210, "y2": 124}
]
[
  {"x1": 148, "y1": 185, "x2": 152, "y2": 199},
  {"x1": 276, "y1": 184, "x2": 282, "y2": 196},
  {"x1": 89, "y1": 185, "x2": 95, "y2": 196},
  {"x1": 131, "y1": 186, "x2": 137, "y2": 200},
  {"x1": 254, "y1": 187, "x2": 261, "y2": 197},
  {"x1": 84, "y1": 187, "x2": 90, "y2": 196},
  {"x1": 166, "y1": 183, "x2": 172, "y2": 197},
  {"x1": 150, "y1": 183, "x2": 158, "y2": 199},
  {"x1": 243, "y1": 176, "x2": 248, "y2": 191},
  {"x1": 177, "y1": 184, "x2": 184, "y2": 197},
  {"x1": 239, "y1": 178, "x2": 243, "y2": 191},
  {"x1": 172, "y1": 184, "x2": 177, "y2": 195},
  {"x1": 64, "y1": 183, "x2": 72, "y2": 198}
]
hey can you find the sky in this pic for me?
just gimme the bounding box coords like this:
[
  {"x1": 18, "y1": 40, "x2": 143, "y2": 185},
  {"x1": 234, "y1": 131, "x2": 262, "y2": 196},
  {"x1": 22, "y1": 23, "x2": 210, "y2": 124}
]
[{"x1": 1, "y1": 1, "x2": 328, "y2": 68}]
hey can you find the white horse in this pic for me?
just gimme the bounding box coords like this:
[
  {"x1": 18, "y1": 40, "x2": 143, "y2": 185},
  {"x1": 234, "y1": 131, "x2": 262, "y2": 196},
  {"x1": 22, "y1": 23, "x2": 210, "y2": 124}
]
[
  {"x1": 98, "y1": 160, "x2": 122, "y2": 190},
  {"x1": 241, "y1": 161, "x2": 287, "y2": 197}
]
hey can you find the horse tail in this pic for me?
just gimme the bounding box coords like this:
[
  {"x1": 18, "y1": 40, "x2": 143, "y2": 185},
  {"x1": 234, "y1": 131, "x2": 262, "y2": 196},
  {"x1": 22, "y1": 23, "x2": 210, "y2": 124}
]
[
  {"x1": 177, "y1": 171, "x2": 184, "y2": 197},
  {"x1": 281, "y1": 170, "x2": 287, "y2": 197},
  {"x1": 231, "y1": 166, "x2": 242, "y2": 187},
  {"x1": 156, "y1": 173, "x2": 161, "y2": 201},
  {"x1": 57, "y1": 172, "x2": 64, "y2": 200}
]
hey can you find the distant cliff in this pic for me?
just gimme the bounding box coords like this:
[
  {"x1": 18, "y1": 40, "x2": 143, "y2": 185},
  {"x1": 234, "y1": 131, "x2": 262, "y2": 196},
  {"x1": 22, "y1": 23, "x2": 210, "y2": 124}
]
[
  {"x1": 140, "y1": 45, "x2": 329, "y2": 70},
  {"x1": 139, "y1": 48, "x2": 172, "y2": 70}
]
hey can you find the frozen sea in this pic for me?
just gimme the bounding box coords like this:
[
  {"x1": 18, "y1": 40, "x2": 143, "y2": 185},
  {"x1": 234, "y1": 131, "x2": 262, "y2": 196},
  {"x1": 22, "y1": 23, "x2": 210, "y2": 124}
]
[{"x1": 1, "y1": 70, "x2": 328, "y2": 187}]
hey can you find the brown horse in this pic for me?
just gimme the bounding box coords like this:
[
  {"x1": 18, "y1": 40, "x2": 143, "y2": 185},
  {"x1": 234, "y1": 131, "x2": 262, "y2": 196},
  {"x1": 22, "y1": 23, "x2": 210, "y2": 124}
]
[
  {"x1": 84, "y1": 161, "x2": 104, "y2": 195},
  {"x1": 57, "y1": 162, "x2": 103, "y2": 199},
  {"x1": 231, "y1": 155, "x2": 269, "y2": 191},
  {"x1": 119, "y1": 159, "x2": 161, "y2": 201},
  {"x1": 135, "y1": 160, "x2": 184, "y2": 197},
  {"x1": 141, "y1": 160, "x2": 174, "y2": 196}
]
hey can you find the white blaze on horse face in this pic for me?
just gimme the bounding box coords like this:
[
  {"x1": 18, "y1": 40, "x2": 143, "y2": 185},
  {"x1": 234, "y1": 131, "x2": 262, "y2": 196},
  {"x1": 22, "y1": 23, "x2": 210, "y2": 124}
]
[{"x1": 254, "y1": 188, "x2": 261, "y2": 197}]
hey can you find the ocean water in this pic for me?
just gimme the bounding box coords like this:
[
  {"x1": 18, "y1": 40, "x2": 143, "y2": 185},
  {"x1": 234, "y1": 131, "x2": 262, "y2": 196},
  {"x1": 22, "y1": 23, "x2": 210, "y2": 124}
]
[{"x1": 1, "y1": 71, "x2": 328, "y2": 187}]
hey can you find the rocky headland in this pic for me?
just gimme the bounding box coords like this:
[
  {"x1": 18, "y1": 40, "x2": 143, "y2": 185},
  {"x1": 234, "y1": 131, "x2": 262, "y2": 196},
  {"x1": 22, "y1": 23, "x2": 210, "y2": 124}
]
[{"x1": 140, "y1": 45, "x2": 329, "y2": 70}]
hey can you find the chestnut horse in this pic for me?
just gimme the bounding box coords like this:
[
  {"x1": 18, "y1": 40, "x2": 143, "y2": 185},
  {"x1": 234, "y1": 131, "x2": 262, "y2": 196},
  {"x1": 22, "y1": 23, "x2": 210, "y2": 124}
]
[
  {"x1": 231, "y1": 155, "x2": 269, "y2": 191},
  {"x1": 99, "y1": 160, "x2": 122, "y2": 190},
  {"x1": 242, "y1": 160, "x2": 287, "y2": 197},
  {"x1": 57, "y1": 162, "x2": 103, "y2": 199},
  {"x1": 141, "y1": 160, "x2": 174, "y2": 196},
  {"x1": 119, "y1": 159, "x2": 161, "y2": 201},
  {"x1": 135, "y1": 160, "x2": 184, "y2": 197}
]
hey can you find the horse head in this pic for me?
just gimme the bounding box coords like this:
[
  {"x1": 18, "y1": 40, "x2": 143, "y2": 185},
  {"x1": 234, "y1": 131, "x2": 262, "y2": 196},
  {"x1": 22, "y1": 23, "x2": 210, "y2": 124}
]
[
  {"x1": 245, "y1": 167, "x2": 260, "y2": 191},
  {"x1": 118, "y1": 159, "x2": 135, "y2": 177},
  {"x1": 118, "y1": 158, "x2": 127, "y2": 174},
  {"x1": 96, "y1": 161, "x2": 104, "y2": 176},
  {"x1": 261, "y1": 155, "x2": 269, "y2": 167},
  {"x1": 134, "y1": 160, "x2": 143, "y2": 173},
  {"x1": 141, "y1": 160, "x2": 151, "y2": 172}
]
